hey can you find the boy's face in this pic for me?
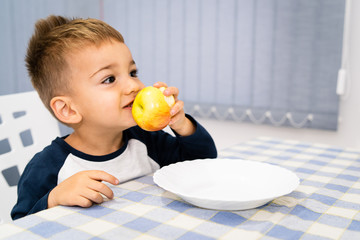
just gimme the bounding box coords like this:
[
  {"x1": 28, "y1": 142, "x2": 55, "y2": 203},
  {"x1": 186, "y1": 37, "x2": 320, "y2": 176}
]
[{"x1": 66, "y1": 40, "x2": 145, "y2": 132}]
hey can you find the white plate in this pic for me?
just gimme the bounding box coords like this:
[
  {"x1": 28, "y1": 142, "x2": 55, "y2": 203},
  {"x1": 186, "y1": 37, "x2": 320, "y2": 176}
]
[{"x1": 153, "y1": 158, "x2": 299, "y2": 210}]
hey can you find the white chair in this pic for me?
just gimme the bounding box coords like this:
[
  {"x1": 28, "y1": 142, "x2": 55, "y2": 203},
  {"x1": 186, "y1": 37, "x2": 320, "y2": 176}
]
[{"x1": 0, "y1": 91, "x2": 60, "y2": 224}]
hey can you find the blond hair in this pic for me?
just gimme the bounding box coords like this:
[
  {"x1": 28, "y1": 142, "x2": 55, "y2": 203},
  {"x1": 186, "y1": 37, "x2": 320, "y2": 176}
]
[{"x1": 26, "y1": 15, "x2": 124, "y2": 114}]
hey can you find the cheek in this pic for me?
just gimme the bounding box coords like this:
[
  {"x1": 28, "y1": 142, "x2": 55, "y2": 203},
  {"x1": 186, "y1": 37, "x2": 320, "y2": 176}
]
[
  {"x1": 77, "y1": 95, "x2": 115, "y2": 116},
  {"x1": 98, "y1": 99, "x2": 120, "y2": 114}
]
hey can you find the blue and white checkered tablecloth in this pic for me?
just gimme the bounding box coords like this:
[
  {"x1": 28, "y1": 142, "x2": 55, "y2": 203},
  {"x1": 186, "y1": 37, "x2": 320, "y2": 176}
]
[{"x1": 1, "y1": 137, "x2": 360, "y2": 239}]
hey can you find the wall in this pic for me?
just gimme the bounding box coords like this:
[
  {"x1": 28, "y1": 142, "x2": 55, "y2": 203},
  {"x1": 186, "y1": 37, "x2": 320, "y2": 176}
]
[{"x1": 199, "y1": 0, "x2": 360, "y2": 151}]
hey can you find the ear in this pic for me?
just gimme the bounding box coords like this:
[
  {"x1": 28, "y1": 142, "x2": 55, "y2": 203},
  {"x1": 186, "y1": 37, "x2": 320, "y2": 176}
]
[{"x1": 50, "y1": 96, "x2": 82, "y2": 125}]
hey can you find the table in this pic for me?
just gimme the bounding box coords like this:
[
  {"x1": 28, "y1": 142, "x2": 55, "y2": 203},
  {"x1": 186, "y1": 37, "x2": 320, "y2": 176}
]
[{"x1": 1, "y1": 137, "x2": 360, "y2": 239}]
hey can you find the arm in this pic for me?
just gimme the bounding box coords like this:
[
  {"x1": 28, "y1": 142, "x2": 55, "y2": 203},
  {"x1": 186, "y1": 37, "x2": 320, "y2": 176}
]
[
  {"x1": 150, "y1": 82, "x2": 217, "y2": 166},
  {"x1": 11, "y1": 157, "x2": 58, "y2": 220},
  {"x1": 12, "y1": 168, "x2": 118, "y2": 220},
  {"x1": 135, "y1": 114, "x2": 217, "y2": 168},
  {"x1": 11, "y1": 140, "x2": 119, "y2": 220},
  {"x1": 171, "y1": 114, "x2": 217, "y2": 161}
]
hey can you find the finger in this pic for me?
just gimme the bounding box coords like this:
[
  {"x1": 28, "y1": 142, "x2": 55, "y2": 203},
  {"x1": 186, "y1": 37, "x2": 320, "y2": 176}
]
[
  {"x1": 153, "y1": 82, "x2": 167, "y2": 88},
  {"x1": 169, "y1": 109, "x2": 185, "y2": 125},
  {"x1": 88, "y1": 180, "x2": 114, "y2": 200},
  {"x1": 169, "y1": 114, "x2": 179, "y2": 126},
  {"x1": 87, "y1": 170, "x2": 119, "y2": 185},
  {"x1": 81, "y1": 188, "x2": 105, "y2": 204},
  {"x1": 163, "y1": 86, "x2": 179, "y2": 98},
  {"x1": 170, "y1": 101, "x2": 184, "y2": 116},
  {"x1": 76, "y1": 196, "x2": 93, "y2": 208}
]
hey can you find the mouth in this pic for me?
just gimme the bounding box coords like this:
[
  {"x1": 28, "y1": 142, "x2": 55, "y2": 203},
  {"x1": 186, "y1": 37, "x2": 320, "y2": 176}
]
[{"x1": 123, "y1": 101, "x2": 133, "y2": 109}]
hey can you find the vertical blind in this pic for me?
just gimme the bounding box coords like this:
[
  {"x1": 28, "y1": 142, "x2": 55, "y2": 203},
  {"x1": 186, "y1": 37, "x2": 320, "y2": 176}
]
[
  {"x1": 0, "y1": 0, "x2": 101, "y2": 94},
  {"x1": 0, "y1": 0, "x2": 345, "y2": 131}
]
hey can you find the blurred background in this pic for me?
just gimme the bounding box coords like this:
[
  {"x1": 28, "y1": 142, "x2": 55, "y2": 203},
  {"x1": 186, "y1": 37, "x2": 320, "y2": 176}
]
[{"x1": 0, "y1": 0, "x2": 359, "y2": 150}]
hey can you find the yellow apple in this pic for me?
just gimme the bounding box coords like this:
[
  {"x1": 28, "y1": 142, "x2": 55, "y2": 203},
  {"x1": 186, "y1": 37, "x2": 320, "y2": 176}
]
[{"x1": 132, "y1": 86, "x2": 175, "y2": 131}]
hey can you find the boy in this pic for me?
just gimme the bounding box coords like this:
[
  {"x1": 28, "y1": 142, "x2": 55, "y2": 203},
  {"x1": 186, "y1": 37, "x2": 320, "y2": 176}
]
[{"x1": 11, "y1": 15, "x2": 217, "y2": 220}]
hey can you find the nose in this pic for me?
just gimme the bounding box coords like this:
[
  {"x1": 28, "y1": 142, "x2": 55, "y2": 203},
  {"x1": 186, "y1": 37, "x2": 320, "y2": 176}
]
[{"x1": 123, "y1": 77, "x2": 145, "y2": 95}]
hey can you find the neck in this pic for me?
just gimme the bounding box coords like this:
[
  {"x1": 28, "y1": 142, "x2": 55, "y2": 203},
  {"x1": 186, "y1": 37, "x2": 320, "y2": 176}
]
[{"x1": 65, "y1": 129, "x2": 124, "y2": 156}]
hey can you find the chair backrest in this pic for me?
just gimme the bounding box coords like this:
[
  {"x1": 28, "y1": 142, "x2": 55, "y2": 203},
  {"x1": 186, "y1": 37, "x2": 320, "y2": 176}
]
[{"x1": 0, "y1": 91, "x2": 60, "y2": 224}]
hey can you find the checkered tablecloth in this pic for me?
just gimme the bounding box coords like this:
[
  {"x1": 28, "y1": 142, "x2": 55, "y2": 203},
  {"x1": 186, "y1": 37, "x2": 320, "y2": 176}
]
[{"x1": 1, "y1": 137, "x2": 360, "y2": 239}]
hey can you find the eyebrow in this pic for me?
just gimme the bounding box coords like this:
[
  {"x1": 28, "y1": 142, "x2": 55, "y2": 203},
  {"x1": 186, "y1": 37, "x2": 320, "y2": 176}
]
[
  {"x1": 90, "y1": 60, "x2": 136, "y2": 78},
  {"x1": 90, "y1": 64, "x2": 114, "y2": 79}
]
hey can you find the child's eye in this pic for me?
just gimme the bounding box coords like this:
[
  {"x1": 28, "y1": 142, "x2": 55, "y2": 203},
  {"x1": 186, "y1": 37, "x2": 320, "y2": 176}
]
[
  {"x1": 102, "y1": 76, "x2": 115, "y2": 84},
  {"x1": 130, "y1": 69, "x2": 138, "y2": 78}
]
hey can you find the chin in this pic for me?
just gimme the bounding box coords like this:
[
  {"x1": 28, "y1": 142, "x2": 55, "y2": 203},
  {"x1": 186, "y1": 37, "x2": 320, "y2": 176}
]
[{"x1": 125, "y1": 116, "x2": 138, "y2": 129}]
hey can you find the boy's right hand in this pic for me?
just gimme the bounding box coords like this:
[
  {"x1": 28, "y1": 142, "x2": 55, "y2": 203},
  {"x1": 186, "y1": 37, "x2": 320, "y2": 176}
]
[{"x1": 48, "y1": 170, "x2": 119, "y2": 208}]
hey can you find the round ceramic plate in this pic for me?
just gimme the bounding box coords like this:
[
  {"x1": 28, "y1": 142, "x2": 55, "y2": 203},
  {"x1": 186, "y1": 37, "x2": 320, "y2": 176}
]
[{"x1": 153, "y1": 158, "x2": 299, "y2": 210}]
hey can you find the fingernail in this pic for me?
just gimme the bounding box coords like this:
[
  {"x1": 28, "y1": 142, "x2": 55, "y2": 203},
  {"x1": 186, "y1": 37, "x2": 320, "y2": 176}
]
[{"x1": 115, "y1": 179, "x2": 119, "y2": 185}]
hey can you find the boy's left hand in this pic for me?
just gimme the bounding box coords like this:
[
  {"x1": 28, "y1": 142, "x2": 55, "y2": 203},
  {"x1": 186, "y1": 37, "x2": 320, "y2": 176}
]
[{"x1": 153, "y1": 82, "x2": 195, "y2": 136}]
